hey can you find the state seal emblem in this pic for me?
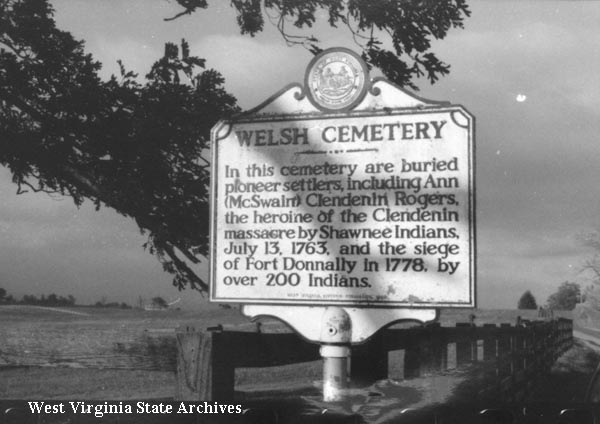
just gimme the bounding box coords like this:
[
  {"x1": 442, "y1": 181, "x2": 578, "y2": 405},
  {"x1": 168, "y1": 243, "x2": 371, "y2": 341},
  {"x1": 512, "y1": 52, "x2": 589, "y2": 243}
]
[{"x1": 305, "y1": 48, "x2": 369, "y2": 112}]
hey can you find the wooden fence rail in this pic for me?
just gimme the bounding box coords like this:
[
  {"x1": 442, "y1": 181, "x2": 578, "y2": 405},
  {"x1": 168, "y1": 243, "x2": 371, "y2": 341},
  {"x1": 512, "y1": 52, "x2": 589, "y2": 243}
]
[
  {"x1": 0, "y1": 317, "x2": 573, "y2": 402},
  {"x1": 177, "y1": 318, "x2": 573, "y2": 401}
]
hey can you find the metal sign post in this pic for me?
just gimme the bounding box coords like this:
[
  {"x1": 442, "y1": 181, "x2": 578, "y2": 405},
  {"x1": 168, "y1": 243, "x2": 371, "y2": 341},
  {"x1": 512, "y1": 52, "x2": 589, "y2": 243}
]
[
  {"x1": 319, "y1": 307, "x2": 351, "y2": 401},
  {"x1": 209, "y1": 48, "x2": 475, "y2": 401}
]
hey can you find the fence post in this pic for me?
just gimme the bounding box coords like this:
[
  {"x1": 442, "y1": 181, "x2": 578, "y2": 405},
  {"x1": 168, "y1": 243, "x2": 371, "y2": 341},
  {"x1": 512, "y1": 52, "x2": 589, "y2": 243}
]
[
  {"x1": 434, "y1": 323, "x2": 449, "y2": 371},
  {"x1": 351, "y1": 331, "x2": 388, "y2": 385},
  {"x1": 569, "y1": 319, "x2": 574, "y2": 348},
  {"x1": 482, "y1": 324, "x2": 497, "y2": 361},
  {"x1": 456, "y1": 323, "x2": 474, "y2": 367},
  {"x1": 530, "y1": 323, "x2": 541, "y2": 376},
  {"x1": 560, "y1": 318, "x2": 573, "y2": 353},
  {"x1": 538, "y1": 322, "x2": 547, "y2": 372},
  {"x1": 176, "y1": 326, "x2": 202, "y2": 401},
  {"x1": 175, "y1": 327, "x2": 235, "y2": 401},
  {"x1": 542, "y1": 321, "x2": 554, "y2": 372},
  {"x1": 520, "y1": 325, "x2": 531, "y2": 400},
  {"x1": 403, "y1": 330, "x2": 421, "y2": 378},
  {"x1": 420, "y1": 323, "x2": 445, "y2": 375},
  {"x1": 511, "y1": 325, "x2": 522, "y2": 401},
  {"x1": 211, "y1": 331, "x2": 236, "y2": 401},
  {"x1": 497, "y1": 323, "x2": 513, "y2": 400},
  {"x1": 550, "y1": 320, "x2": 559, "y2": 362}
]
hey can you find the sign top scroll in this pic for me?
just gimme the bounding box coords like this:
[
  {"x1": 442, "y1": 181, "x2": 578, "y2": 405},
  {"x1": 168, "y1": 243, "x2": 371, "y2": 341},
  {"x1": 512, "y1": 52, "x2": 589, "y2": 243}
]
[{"x1": 210, "y1": 48, "x2": 475, "y2": 310}]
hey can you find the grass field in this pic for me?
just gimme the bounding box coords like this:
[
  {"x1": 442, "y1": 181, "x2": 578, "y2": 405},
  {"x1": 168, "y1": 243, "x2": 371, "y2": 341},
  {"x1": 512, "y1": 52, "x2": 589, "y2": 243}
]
[
  {"x1": 0, "y1": 303, "x2": 242, "y2": 399},
  {"x1": 0, "y1": 303, "x2": 317, "y2": 400},
  {"x1": 0, "y1": 304, "x2": 579, "y2": 404}
]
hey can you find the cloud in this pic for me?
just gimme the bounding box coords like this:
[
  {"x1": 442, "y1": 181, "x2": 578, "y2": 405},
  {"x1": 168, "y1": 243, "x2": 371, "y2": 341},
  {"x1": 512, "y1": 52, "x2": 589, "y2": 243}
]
[
  {"x1": 476, "y1": 227, "x2": 586, "y2": 308},
  {"x1": 0, "y1": 167, "x2": 172, "y2": 305},
  {"x1": 4, "y1": 0, "x2": 600, "y2": 311},
  {"x1": 432, "y1": 8, "x2": 600, "y2": 112}
]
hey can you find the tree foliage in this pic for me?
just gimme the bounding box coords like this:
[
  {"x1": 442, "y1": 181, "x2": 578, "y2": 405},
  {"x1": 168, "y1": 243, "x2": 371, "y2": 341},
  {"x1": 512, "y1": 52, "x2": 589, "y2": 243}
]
[
  {"x1": 547, "y1": 282, "x2": 580, "y2": 311},
  {"x1": 580, "y1": 230, "x2": 600, "y2": 284},
  {"x1": 0, "y1": 0, "x2": 469, "y2": 295},
  {"x1": 20, "y1": 293, "x2": 76, "y2": 306},
  {"x1": 151, "y1": 296, "x2": 168, "y2": 309},
  {"x1": 517, "y1": 290, "x2": 537, "y2": 310},
  {"x1": 0, "y1": 0, "x2": 238, "y2": 293},
  {"x1": 575, "y1": 230, "x2": 600, "y2": 309},
  {"x1": 168, "y1": 0, "x2": 471, "y2": 90}
]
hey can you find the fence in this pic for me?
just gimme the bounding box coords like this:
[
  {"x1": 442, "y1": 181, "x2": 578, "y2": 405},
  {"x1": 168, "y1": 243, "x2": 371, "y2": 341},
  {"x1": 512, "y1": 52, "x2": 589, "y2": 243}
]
[
  {"x1": 176, "y1": 317, "x2": 573, "y2": 401},
  {"x1": 0, "y1": 315, "x2": 573, "y2": 402}
]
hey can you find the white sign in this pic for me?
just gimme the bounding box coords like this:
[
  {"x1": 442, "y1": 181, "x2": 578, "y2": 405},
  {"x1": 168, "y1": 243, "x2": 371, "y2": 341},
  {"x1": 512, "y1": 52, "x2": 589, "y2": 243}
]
[{"x1": 210, "y1": 49, "x2": 475, "y2": 309}]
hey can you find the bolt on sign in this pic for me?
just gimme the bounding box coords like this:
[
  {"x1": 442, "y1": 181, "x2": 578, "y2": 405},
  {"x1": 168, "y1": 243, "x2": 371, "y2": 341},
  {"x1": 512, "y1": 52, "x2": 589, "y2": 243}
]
[{"x1": 210, "y1": 48, "x2": 475, "y2": 309}]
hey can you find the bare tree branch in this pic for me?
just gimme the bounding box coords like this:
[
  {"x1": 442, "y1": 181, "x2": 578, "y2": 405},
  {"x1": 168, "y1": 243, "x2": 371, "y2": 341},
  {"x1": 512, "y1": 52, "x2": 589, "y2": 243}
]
[{"x1": 164, "y1": 9, "x2": 194, "y2": 22}]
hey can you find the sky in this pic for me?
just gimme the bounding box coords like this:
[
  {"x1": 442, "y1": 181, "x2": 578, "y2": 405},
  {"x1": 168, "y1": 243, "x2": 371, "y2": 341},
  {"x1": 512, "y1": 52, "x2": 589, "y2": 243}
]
[{"x1": 1, "y1": 0, "x2": 599, "y2": 309}]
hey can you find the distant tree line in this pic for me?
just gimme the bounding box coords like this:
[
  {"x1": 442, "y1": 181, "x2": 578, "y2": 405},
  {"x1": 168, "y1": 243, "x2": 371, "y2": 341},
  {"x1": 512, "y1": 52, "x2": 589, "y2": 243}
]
[
  {"x1": 0, "y1": 288, "x2": 76, "y2": 306},
  {"x1": 94, "y1": 299, "x2": 132, "y2": 309},
  {"x1": 0, "y1": 288, "x2": 135, "y2": 309},
  {"x1": 546, "y1": 282, "x2": 580, "y2": 311},
  {"x1": 517, "y1": 281, "x2": 583, "y2": 312},
  {"x1": 516, "y1": 229, "x2": 600, "y2": 313}
]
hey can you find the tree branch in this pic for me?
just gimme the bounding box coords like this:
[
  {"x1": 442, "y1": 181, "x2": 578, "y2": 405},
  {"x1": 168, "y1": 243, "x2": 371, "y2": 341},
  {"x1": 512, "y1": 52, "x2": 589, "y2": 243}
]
[
  {"x1": 162, "y1": 241, "x2": 209, "y2": 292},
  {"x1": 16, "y1": 179, "x2": 59, "y2": 195},
  {"x1": 163, "y1": 9, "x2": 194, "y2": 22},
  {"x1": 175, "y1": 244, "x2": 203, "y2": 265}
]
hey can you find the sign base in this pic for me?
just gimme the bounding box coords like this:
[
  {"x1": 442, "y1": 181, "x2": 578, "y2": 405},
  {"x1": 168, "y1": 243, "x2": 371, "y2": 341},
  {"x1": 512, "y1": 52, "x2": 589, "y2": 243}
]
[{"x1": 242, "y1": 304, "x2": 437, "y2": 344}]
